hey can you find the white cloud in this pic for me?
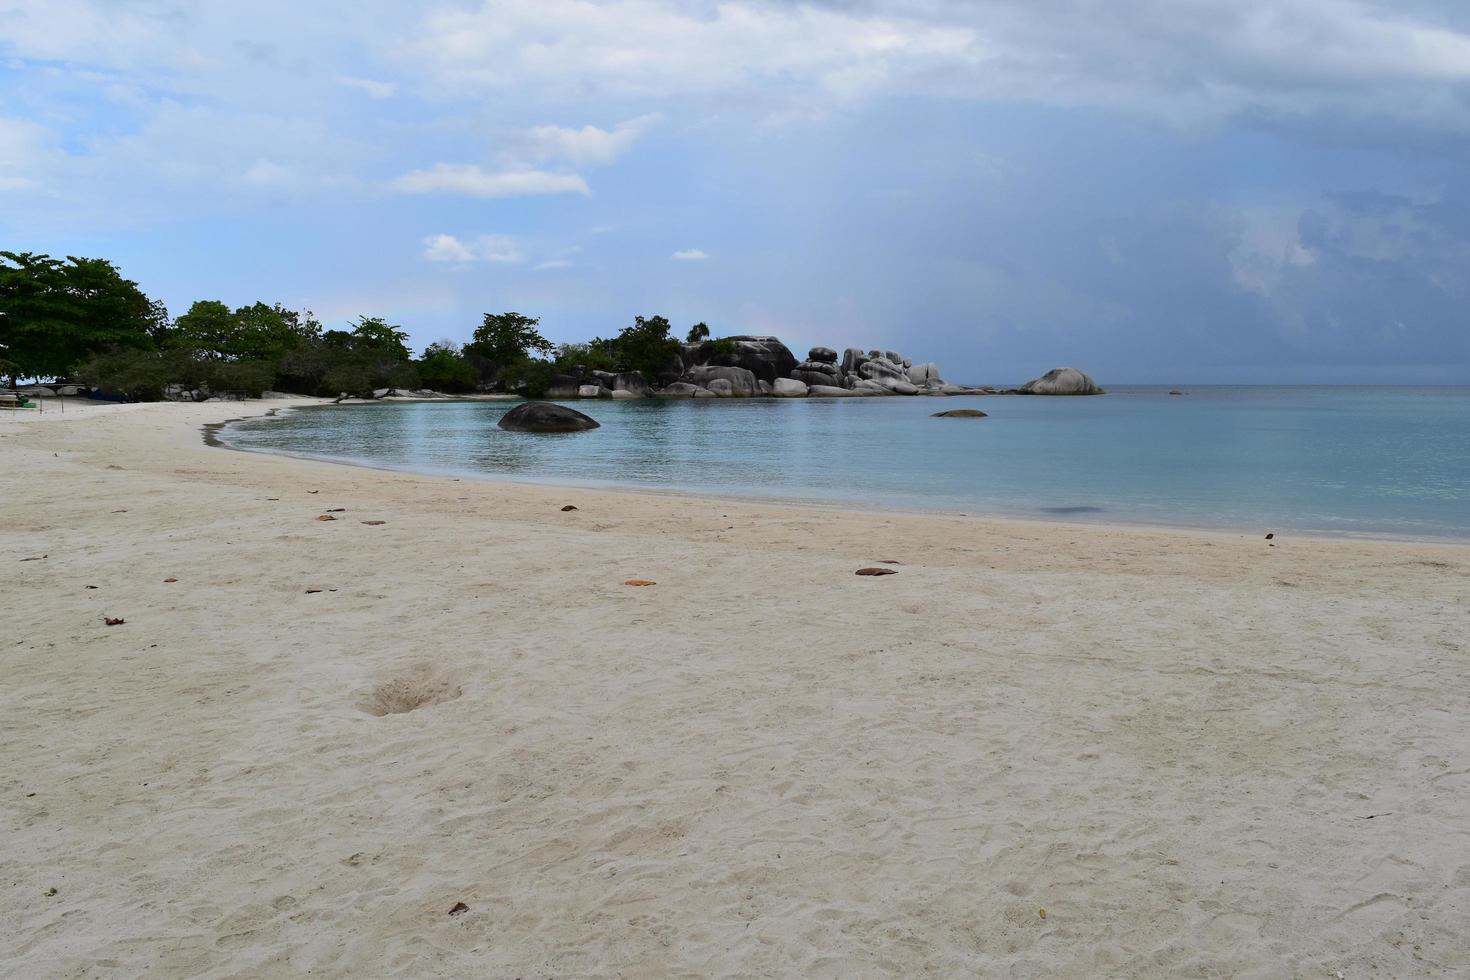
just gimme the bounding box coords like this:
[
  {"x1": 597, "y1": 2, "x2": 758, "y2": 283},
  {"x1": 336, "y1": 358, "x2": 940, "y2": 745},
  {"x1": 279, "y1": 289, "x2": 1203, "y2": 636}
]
[
  {"x1": 533, "y1": 258, "x2": 575, "y2": 270},
  {"x1": 423, "y1": 233, "x2": 523, "y2": 264},
  {"x1": 520, "y1": 113, "x2": 660, "y2": 166},
  {"x1": 671, "y1": 248, "x2": 709, "y2": 261},
  {"x1": 391, "y1": 163, "x2": 590, "y2": 198},
  {"x1": 406, "y1": 0, "x2": 1470, "y2": 125},
  {"x1": 242, "y1": 159, "x2": 292, "y2": 187},
  {"x1": 336, "y1": 75, "x2": 397, "y2": 99}
]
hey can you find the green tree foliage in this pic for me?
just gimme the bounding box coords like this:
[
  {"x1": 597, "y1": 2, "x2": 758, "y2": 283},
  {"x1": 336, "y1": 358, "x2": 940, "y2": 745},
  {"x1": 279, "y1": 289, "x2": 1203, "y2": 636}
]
[
  {"x1": 76, "y1": 349, "x2": 274, "y2": 400},
  {"x1": 686, "y1": 322, "x2": 710, "y2": 343},
  {"x1": 171, "y1": 300, "x2": 320, "y2": 361},
  {"x1": 468, "y1": 312, "x2": 553, "y2": 365},
  {"x1": 348, "y1": 316, "x2": 412, "y2": 360},
  {"x1": 499, "y1": 359, "x2": 556, "y2": 398},
  {"x1": 0, "y1": 251, "x2": 158, "y2": 383},
  {"x1": 551, "y1": 341, "x2": 619, "y2": 376},
  {"x1": 417, "y1": 341, "x2": 478, "y2": 393},
  {"x1": 609, "y1": 314, "x2": 681, "y2": 381}
]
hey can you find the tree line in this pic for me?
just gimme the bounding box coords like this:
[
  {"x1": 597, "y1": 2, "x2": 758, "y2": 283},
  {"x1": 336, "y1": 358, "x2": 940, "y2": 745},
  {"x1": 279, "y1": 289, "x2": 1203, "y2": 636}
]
[{"x1": 0, "y1": 250, "x2": 713, "y2": 400}]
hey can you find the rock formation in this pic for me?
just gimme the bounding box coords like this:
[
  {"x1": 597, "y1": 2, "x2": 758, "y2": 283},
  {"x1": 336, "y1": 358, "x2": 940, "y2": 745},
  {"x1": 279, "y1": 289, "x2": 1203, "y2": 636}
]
[
  {"x1": 498, "y1": 401, "x2": 601, "y2": 432},
  {"x1": 1019, "y1": 367, "x2": 1105, "y2": 395}
]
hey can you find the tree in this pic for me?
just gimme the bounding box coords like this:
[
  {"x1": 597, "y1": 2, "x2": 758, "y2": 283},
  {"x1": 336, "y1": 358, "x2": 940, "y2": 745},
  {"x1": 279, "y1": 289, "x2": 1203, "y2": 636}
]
[
  {"x1": 169, "y1": 300, "x2": 238, "y2": 359},
  {"x1": 467, "y1": 312, "x2": 553, "y2": 365},
  {"x1": 416, "y1": 340, "x2": 478, "y2": 392},
  {"x1": 686, "y1": 322, "x2": 710, "y2": 343},
  {"x1": 348, "y1": 316, "x2": 411, "y2": 361},
  {"x1": 0, "y1": 251, "x2": 157, "y2": 383},
  {"x1": 611, "y1": 314, "x2": 681, "y2": 381},
  {"x1": 171, "y1": 300, "x2": 319, "y2": 362}
]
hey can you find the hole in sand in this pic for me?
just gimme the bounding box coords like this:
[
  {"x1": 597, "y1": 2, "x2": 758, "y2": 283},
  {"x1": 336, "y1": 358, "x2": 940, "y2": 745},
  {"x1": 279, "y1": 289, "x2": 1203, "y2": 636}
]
[{"x1": 361, "y1": 665, "x2": 462, "y2": 716}]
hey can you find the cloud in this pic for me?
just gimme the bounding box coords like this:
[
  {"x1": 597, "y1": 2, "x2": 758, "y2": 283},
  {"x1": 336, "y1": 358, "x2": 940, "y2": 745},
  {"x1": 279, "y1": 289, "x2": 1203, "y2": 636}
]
[
  {"x1": 671, "y1": 248, "x2": 709, "y2": 260},
  {"x1": 242, "y1": 159, "x2": 293, "y2": 187},
  {"x1": 391, "y1": 163, "x2": 590, "y2": 198},
  {"x1": 423, "y1": 233, "x2": 523, "y2": 264},
  {"x1": 533, "y1": 258, "x2": 575, "y2": 270},
  {"x1": 519, "y1": 114, "x2": 660, "y2": 166},
  {"x1": 405, "y1": 0, "x2": 1470, "y2": 129},
  {"x1": 336, "y1": 75, "x2": 396, "y2": 99}
]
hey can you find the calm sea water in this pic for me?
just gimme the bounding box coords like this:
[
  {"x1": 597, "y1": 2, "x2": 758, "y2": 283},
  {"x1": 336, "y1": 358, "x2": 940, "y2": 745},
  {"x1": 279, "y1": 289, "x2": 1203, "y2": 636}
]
[{"x1": 218, "y1": 386, "x2": 1470, "y2": 538}]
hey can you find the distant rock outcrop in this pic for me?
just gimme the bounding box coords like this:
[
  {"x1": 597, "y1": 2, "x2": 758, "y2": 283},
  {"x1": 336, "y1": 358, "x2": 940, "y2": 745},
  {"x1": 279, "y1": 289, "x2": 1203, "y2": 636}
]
[
  {"x1": 1019, "y1": 367, "x2": 1105, "y2": 395},
  {"x1": 682, "y1": 364, "x2": 759, "y2": 397},
  {"x1": 498, "y1": 401, "x2": 601, "y2": 432}
]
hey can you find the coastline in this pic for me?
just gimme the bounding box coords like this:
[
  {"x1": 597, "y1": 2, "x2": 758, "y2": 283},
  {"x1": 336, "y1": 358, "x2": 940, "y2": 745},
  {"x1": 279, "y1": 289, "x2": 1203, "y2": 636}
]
[
  {"x1": 4, "y1": 398, "x2": 1469, "y2": 976},
  {"x1": 212, "y1": 396, "x2": 1470, "y2": 545}
]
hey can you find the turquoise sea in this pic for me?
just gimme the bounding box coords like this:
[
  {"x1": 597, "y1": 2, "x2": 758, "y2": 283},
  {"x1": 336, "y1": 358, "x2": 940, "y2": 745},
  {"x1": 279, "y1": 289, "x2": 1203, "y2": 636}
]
[{"x1": 217, "y1": 386, "x2": 1470, "y2": 539}]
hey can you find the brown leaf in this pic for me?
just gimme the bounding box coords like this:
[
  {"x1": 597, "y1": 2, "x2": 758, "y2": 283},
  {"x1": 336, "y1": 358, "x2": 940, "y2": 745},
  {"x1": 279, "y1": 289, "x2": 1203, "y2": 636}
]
[
  {"x1": 876, "y1": 560, "x2": 903, "y2": 565},
  {"x1": 361, "y1": 520, "x2": 386, "y2": 526},
  {"x1": 316, "y1": 515, "x2": 337, "y2": 522},
  {"x1": 19, "y1": 555, "x2": 46, "y2": 562},
  {"x1": 623, "y1": 579, "x2": 657, "y2": 587},
  {"x1": 561, "y1": 505, "x2": 578, "y2": 512},
  {"x1": 325, "y1": 508, "x2": 346, "y2": 513},
  {"x1": 448, "y1": 901, "x2": 469, "y2": 916},
  {"x1": 163, "y1": 578, "x2": 178, "y2": 583},
  {"x1": 305, "y1": 588, "x2": 323, "y2": 594},
  {"x1": 104, "y1": 617, "x2": 125, "y2": 626},
  {"x1": 855, "y1": 567, "x2": 898, "y2": 576}
]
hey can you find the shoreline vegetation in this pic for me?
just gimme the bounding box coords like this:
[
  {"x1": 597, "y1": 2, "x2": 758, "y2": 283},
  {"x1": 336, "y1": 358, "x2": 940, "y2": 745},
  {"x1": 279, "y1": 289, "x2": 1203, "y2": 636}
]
[
  {"x1": 1, "y1": 250, "x2": 1101, "y2": 403},
  {"x1": 3, "y1": 397, "x2": 1468, "y2": 977}
]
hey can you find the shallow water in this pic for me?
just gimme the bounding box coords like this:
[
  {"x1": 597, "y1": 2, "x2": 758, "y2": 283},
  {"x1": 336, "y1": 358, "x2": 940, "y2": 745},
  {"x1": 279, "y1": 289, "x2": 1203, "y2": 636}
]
[{"x1": 218, "y1": 386, "x2": 1470, "y2": 538}]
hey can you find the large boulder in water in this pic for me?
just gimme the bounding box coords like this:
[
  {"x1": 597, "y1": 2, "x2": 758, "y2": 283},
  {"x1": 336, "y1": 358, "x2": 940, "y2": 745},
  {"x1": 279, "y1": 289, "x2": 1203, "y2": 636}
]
[
  {"x1": 907, "y1": 362, "x2": 942, "y2": 385},
  {"x1": 858, "y1": 358, "x2": 907, "y2": 382},
  {"x1": 497, "y1": 401, "x2": 601, "y2": 432},
  {"x1": 682, "y1": 364, "x2": 759, "y2": 397},
  {"x1": 652, "y1": 382, "x2": 702, "y2": 398},
  {"x1": 724, "y1": 336, "x2": 797, "y2": 384},
  {"x1": 612, "y1": 371, "x2": 650, "y2": 398},
  {"x1": 1020, "y1": 367, "x2": 1104, "y2": 395},
  {"x1": 772, "y1": 378, "x2": 808, "y2": 397}
]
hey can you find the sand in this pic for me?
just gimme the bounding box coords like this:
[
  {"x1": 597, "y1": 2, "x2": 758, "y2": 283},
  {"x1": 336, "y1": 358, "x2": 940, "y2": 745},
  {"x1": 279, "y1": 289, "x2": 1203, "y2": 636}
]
[{"x1": 2, "y1": 399, "x2": 1468, "y2": 978}]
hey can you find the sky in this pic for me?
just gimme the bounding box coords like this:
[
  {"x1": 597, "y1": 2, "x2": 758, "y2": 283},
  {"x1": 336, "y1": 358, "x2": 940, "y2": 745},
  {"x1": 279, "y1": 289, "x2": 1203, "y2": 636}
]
[{"x1": 3, "y1": 0, "x2": 1470, "y2": 384}]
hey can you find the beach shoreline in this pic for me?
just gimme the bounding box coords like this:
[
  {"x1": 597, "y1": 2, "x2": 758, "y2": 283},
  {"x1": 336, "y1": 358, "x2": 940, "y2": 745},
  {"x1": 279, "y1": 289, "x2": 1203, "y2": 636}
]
[
  {"x1": 4, "y1": 399, "x2": 1468, "y2": 977},
  {"x1": 210, "y1": 396, "x2": 1470, "y2": 546}
]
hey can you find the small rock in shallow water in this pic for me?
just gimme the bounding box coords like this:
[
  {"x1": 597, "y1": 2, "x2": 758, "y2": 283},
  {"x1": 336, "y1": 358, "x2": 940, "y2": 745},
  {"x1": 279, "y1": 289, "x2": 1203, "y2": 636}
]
[
  {"x1": 104, "y1": 617, "x2": 125, "y2": 626},
  {"x1": 362, "y1": 520, "x2": 386, "y2": 526},
  {"x1": 623, "y1": 580, "x2": 656, "y2": 587},
  {"x1": 448, "y1": 902, "x2": 469, "y2": 916},
  {"x1": 316, "y1": 515, "x2": 337, "y2": 522},
  {"x1": 163, "y1": 578, "x2": 177, "y2": 583},
  {"x1": 855, "y1": 567, "x2": 898, "y2": 576},
  {"x1": 561, "y1": 505, "x2": 578, "y2": 512},
  {"x1": 931, "y1": 409, "x2": 987, "y2": 418}
]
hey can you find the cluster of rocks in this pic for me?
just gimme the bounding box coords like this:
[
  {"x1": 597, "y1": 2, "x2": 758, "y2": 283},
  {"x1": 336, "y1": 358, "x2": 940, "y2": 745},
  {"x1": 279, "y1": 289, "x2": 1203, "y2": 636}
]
[{"x1": 535, "y1": 335, "x2": 1102, "y2": 400}]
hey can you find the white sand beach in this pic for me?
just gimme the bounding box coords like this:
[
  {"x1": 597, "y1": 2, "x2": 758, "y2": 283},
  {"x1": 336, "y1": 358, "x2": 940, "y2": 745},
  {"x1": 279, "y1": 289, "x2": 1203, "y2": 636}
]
[{"x1": 2, "y1": 400, "x2": 1468, "y2": 978}]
